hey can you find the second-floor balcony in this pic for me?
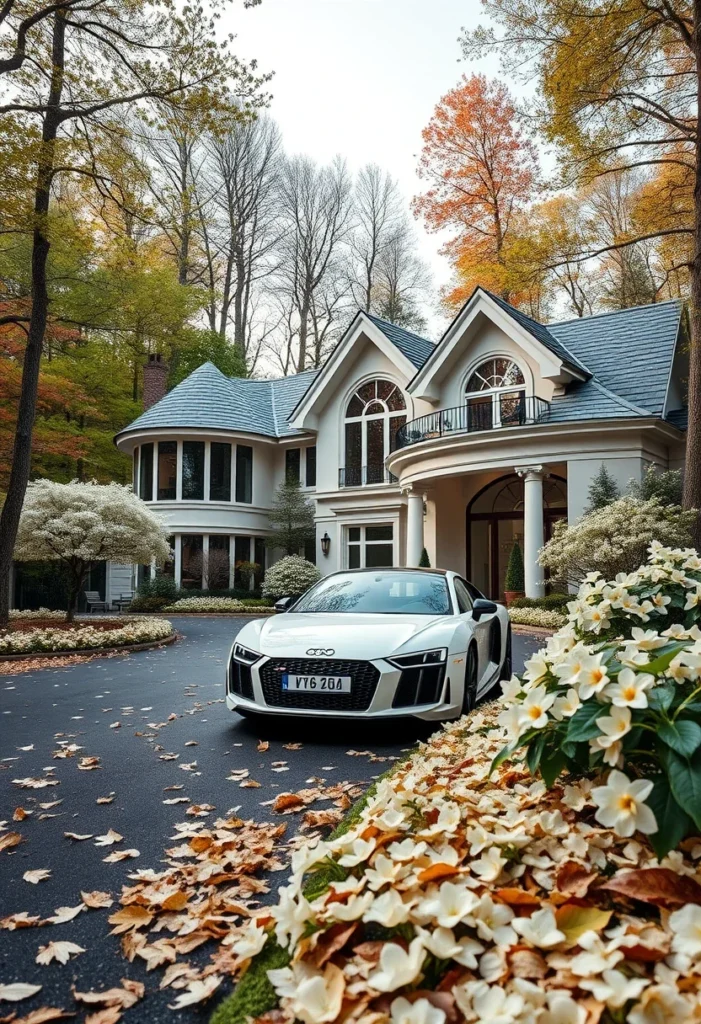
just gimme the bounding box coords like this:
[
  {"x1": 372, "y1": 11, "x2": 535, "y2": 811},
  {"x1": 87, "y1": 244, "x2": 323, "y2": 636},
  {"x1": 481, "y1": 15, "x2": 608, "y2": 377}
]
[
  {"x1": 339, "y1": 465, "x2": 398, "y2": 488},
  {"x1": 395, "y1": 394, "x2": 551, "y2": 450}
]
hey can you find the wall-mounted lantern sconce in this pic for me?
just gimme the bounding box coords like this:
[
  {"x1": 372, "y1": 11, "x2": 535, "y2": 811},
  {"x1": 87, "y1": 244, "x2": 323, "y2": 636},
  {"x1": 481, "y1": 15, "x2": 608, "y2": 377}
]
[{"x1": 321, "y1": 532, "x2": 331, "y2": 557}]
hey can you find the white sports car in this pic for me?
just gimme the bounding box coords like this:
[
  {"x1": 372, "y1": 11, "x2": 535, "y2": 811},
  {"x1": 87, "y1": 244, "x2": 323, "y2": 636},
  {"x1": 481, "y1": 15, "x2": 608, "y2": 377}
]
[{"x1": 225, "y1": 568, "x2": 512, "y2": 721}]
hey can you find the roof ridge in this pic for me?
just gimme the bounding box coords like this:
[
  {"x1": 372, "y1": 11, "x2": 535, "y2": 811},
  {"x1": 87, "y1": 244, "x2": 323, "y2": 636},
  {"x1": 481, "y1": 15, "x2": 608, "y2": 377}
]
[
  {"x1": 585, "y1": 376, "x2": 654, "y2": 417},
  {"x1": 481, "y1": 288, "x2": 591, "y2": 376},
  {"x1": 550, "y1": 297, "x2": 682, "y2": 327},
  {"x1": 365, "y1": 311, "x2": 434, "y2": 346}
]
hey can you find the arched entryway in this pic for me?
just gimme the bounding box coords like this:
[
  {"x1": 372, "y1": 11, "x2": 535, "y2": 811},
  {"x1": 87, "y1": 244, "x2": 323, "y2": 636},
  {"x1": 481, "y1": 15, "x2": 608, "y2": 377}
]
[{"x1": 466, "y1": 474, "x2": 567, "y2": 600}]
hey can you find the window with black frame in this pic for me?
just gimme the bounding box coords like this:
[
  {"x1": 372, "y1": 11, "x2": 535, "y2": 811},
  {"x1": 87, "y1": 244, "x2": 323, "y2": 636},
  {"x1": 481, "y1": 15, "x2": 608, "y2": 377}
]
[
  {"x1": 157, "y1": 441, "x2": 177, "y2": 500},
  {"x1": 182, "y1": 441, "x2": 204, "y2": 500},
  {"x1": 305, "y1": 446, "x2": 317, "y2": 487},
  {"x1": 210, "y1": 443, "x2": 232, "y2": 502},
  {"x1": 235, "y1": 445, "x2": 253, "y2": 503},
  {"x1": 139, "y1": 442, "x2": 153, "y2": 501},
  {"x1": 285, "y1": 448, "x2": 300, "y2": 483}
]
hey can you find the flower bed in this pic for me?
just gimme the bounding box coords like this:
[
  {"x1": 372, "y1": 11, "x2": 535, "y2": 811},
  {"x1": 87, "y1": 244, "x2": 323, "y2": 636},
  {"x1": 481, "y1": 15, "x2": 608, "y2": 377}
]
[
  {"x1": 162, "y1": 597, "x2": 274, "y2": 614},
  {"x1": 508, "y1": 607, "x2": 566, "y2": 630},
  {"x1": 214, "y1": 543, "x2": 701, "y2": 1024},
  {"x1": 9, "y1": 607, "x2": 65, "y2": 620},
  {"x1": 0, "y1": 617, "x2": 174, "y2": 655}
]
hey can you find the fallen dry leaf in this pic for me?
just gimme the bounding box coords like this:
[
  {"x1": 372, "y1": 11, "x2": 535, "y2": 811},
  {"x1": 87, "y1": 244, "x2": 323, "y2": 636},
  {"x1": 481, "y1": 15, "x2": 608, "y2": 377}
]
[
  {"x1": 257, "y1": 740, "x2": 269, "y2": 752},
  {"x1": 46, "y1": 905, "x2": 85, "y2": 926},
  {"x1": 0, "y1": 984, "x2": 42, "y2": 1002},
  {"x1": 601, "y1": 867, "x2": 701, "y2": 908},
  {"x1": 23, "y1": 870, "x2": 51, "y2": 885},
  {"x1": 81, "y1": 891, "x2": 113, "y2": 909},
  {"x1": 73, "y1": 979, "x2": 144, "y2": 1010},
  {"x1": 14, "y1": 1007, "x2": 74, "y2": 1023},
  {"x1": 184, "y1": 741, "x2": 198, "y2": 747},
  {"x1": 84, "y1": 1010, "x2": 121, "y2": 1024},
  {"x1": 167, "y1": 976, "x2": 222, "y2": 1009},
  {"x1": 240, "y1": 779, "x2": 261, "y2": 788},
  {"x1": 163, "y1": 797, "x2": 189, "y2": 805},
  {"x1": 102, "y1": 849, "x2": 139, "y2": 863},
  {"x1": 96, "y1": 796, "x2": 114, "y2": 805},
  {"x1": 0, "y1": 832, "x2": 23, "y2": 853},
  {"x1": 64, "y1": 833, "x2": 94, "y2": 842},
  {"x1": 107, "y1": 906, "x2": 153, "y2": 934},
  {"x1": 12, "y1": 778, "x2": 59, "y2": 789},
  {"x1": 38, "y1": 801, "x2": 61, "y2": 810},
  {"x1": 272, "y1": 793, "x2": 305, "y2": 813},
  {"x1": 283, "y1": 742, "x2": 303, "y2": 750},
  {"x1": 109, "y1": 723, "x2": 121, "y2": 730},
  {"x1": 36, "y1": 942, "x2": 85, "y2": 966},
  {"x1": 13, "y1": 807, "x2": 32, "y2": 821},
  {"x1": 555, "y1": 903, "x2": 612, "y2": 945},
  {"x1": 94, "y1": 830, "x2": 123, "y2": 848},
  {"x1": 77, "y1": 757, "x2": 101, "y2": 771}
]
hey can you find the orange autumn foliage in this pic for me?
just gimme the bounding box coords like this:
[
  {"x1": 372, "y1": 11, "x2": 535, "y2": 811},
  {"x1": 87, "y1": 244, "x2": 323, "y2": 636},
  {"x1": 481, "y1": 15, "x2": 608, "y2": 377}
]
[
  {"x1": 0, "y1": 306, "x2": 98, "y2": 486},
  {"x1": 413, "y1": 74, "x2": 541, "y2": 307}
]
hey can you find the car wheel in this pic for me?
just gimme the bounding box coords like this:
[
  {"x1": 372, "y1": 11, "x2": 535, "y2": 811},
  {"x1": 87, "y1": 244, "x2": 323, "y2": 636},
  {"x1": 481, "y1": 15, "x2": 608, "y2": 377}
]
[
  {"x1": 499, "y1": 625, "x2": 513, "y2": 681},
  {"x1": 461, "y1": 644, "x2": 478, "y2": 715}
]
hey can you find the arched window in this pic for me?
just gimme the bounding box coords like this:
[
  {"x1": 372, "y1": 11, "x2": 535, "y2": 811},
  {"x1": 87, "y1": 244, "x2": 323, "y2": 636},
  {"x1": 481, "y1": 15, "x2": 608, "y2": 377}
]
[
  {"x1": 344, "y1": 380, "x2": 406, "y2": 486},
  {"x1": 465, "y1": 358, "x2": 526, "y2": 430}
]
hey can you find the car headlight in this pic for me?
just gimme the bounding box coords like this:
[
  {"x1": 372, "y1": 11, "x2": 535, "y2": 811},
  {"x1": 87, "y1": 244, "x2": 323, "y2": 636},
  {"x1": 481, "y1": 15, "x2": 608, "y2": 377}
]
[
  {"x1": 233, "y1": 643, "x2": 260, "y2": 665},
  {"x1": 388, "y1": 648, "x2": 447, "y2": 669}
]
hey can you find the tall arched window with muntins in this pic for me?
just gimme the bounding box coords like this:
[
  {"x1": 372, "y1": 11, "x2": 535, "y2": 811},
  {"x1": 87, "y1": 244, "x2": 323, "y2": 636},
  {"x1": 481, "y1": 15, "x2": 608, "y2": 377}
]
[
  {"x1": 344, "y1": 380, "x2": 406, "y2": 486},
  {"x1": 465, "y1": 358, "x2": 526, "y2": 430}
]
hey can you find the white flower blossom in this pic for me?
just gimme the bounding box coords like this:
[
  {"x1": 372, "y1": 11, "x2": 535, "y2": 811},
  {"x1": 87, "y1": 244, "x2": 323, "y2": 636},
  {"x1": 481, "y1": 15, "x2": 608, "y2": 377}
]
[{"x1": 591, "y1": 770, "x2": 657, "y2": 837}]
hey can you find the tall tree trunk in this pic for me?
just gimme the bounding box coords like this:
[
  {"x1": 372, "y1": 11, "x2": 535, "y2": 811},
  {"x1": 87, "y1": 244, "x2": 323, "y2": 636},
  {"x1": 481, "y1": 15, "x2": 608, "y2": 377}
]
[
  {"x1": 297, "y1": 296, "x2": 310, "y2": 373},
  {"x1": 0, "y1": 9, "x2": 65, "y2": 627},
  {"x1": 684, "y1": 3, "x2": 701, "y2": 545}
]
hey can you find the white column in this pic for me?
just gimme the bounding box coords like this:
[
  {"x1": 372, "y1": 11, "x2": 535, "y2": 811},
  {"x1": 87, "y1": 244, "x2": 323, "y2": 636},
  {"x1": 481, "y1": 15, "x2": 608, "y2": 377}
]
[
  {"x1": 520, "y1": 466, "x2": 545, "y2": 598},
  {"x1": 406, "y1": 491, "x2": 424, "y2": 567},
  {"x1": 174, "y1": 535, "x2": 182, "y2": 589}
]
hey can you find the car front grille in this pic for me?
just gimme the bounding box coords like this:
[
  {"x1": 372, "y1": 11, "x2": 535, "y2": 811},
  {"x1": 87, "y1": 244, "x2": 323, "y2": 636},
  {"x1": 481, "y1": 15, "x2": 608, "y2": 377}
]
[
  {"x1": 229, "y1": 658, "x2": 254, "y2": 700},
  {"x1": 392, "y1": 665, "x2": 446, "y2": 708},
  {"x1": 259, "y1": 658, "x2": 380, "y2": 711}
]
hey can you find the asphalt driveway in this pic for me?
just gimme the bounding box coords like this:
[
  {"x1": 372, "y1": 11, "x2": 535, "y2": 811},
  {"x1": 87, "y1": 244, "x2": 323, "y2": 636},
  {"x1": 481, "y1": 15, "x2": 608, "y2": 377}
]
[{"x1": 0, "y1": 617, "x2": 541, "y2": 1022}]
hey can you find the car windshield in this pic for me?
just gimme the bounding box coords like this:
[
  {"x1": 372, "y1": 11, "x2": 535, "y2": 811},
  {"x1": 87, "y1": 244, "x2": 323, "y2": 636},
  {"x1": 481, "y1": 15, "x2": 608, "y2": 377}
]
[{"x1": 292, "y1": 571, "x2": 452, "y2": 615}]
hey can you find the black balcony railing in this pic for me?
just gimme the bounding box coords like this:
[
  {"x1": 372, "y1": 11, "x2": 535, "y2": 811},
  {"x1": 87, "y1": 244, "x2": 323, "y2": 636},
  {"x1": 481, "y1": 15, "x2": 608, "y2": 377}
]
[
  {"x1": 394, "y1": 395, "x2": 551, "y2": 450},
  {"x1": 339, "y1": 465, "x2": 399, "y2": 488}
]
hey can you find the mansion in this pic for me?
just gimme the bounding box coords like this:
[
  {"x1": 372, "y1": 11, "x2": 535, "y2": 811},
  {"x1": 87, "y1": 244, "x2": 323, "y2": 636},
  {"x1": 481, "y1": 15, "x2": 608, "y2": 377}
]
[{"x1": 113, "y1": 287, "x2": 688, "y2": 602}]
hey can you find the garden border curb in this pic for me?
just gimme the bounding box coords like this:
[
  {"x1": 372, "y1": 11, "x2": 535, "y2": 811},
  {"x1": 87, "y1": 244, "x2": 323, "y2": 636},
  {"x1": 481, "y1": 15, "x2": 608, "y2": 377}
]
[{"x1": 0, "y1": 630, "x2": 177, "y2": 662}]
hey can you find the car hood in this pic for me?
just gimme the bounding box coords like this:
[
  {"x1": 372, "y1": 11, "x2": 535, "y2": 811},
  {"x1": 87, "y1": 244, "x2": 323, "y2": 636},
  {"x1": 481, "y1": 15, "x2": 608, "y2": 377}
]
[{"x1": 240, "y1": 613, "x2": 449, "y2": 661}]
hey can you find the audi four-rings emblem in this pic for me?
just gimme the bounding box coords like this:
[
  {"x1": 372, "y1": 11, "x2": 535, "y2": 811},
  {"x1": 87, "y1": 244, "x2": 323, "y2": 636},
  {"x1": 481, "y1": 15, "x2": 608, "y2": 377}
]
[{"x1": 306, "y1": 648, "x2": 335, "y2": 656}]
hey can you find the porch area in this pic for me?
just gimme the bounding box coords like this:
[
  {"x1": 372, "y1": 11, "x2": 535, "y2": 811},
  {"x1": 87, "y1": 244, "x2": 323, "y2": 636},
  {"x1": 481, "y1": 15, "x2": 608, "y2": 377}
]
[{"x1": 406, "y1": 468, "x2": 568, "y2": 601}]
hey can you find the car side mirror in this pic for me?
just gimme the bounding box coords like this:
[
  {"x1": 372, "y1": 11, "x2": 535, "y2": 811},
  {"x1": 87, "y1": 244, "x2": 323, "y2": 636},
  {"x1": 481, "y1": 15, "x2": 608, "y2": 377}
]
[
  {"x1": 274, "y1": 596, "x2": 293, "y2": 613},
  {"x1": 472, "y1": 598, "x2": 498, "y2": 621}
]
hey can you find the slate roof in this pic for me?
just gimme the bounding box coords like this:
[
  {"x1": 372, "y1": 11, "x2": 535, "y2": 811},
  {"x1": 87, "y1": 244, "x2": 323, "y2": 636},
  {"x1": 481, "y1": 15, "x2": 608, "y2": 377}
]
[
  {"x1": 116, "y1": 363, "x2": 320, "y2": 440},
  {"x1": 365, "y1": 312, "x2": 435, "y2": 369},
  {"x1": 484, "y1": 290, "x2": 591, "y2": 378},
  {"x1": 117, "y1": 297, "x2": 685, "y2": 443},
  {"x1": 548, "y1": 300, "x2": 683, "y2": 417}
]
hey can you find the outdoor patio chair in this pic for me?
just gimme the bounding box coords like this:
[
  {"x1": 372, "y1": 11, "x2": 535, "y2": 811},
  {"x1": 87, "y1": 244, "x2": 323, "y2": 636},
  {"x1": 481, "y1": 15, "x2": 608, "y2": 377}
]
[
  {"x1": 84, "y1": 590, "x2": 108, "y2": 613},
  {"x1": 114, "y1": 592, "x2": 134, "y2": 611}
]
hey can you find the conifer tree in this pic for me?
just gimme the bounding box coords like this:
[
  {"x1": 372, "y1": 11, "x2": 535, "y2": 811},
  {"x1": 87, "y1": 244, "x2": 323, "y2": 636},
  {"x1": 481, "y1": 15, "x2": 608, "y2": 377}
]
[{"x1": 585, "y1": 466, "x2": 620, "y2": 513}]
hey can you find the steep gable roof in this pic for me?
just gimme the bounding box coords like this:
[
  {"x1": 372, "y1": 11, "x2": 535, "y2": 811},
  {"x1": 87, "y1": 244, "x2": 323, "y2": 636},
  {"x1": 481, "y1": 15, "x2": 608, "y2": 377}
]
[
  {"x1": 116, "y1": 362, "x2": 319, "y2": 440},
  {"x1": 364, "y1": 313, "x2": 435, "y2": 369},
  {"x1": 548, "y1": 300, "x2": 683, "y2": 417},
  {"x1": 483, "y1": 290, "x2": 591, "y2": 378}
]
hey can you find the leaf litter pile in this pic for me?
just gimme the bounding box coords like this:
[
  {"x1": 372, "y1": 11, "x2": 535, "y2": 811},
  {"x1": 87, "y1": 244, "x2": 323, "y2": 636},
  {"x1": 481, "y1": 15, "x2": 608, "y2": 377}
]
[
  {"x1": 0, "y1": 717, "x2": 372, "y2": 1023},
  {"x1": 215, "y1": 705, "x2": 701, "y2": 1024}
]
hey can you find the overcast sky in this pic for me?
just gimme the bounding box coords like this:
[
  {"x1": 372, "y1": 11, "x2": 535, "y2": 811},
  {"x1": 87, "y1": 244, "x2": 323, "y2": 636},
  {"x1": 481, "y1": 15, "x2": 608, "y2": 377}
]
[{"x1": 231, "y1": 0, "x2": 504, "y2": 335}]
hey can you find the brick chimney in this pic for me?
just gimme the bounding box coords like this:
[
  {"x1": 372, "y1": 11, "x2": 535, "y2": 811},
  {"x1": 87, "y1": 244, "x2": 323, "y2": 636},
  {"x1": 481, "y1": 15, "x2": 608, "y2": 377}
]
[{"x1": 143, "y1": 353, "x2": 168, "y2": 410}]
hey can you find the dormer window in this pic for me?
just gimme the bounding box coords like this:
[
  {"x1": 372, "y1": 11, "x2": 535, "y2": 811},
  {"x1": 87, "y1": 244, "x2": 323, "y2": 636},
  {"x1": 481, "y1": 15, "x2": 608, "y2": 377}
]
[
  {"x1": 344, "y1": 379, "x2": 406, "y2": 486},
  {"x1": 465, "y1": 358, "x2": 526, "y2": 429}
]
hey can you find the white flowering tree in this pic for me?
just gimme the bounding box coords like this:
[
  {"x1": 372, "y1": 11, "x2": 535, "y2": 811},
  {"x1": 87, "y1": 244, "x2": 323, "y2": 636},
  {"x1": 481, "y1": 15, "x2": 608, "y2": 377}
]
[
  {"x1": 14, "y1": 481, "x2": 171, "y2": 621},
  {"x1": 262, "y1": 556, "x2": 321, "y2": 600},
  {"x1": 539, "y1": 496, "x2": 696, "y2": 585}
]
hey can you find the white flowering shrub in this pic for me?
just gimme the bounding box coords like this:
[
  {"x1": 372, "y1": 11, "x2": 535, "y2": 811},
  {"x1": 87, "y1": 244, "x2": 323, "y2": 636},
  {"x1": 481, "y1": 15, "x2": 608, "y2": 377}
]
[
  {"x1": 496, "y1": 541, "x2": 701, "y2": 858},
  {"x1": 14, "y1": 480, "x2": 171, "y2": 621},
  {"x1": 0, "y1": 618, "x2": 173, "y2": 655},
  {"x1": 162, "y1": 597, "x2": 274, "y2": 613},
  {"x1": 9, "y1": 608, "x2": 64, "y2": 620},
  {"x1": 538, "y1": 496, "x2": 696, "y2": 585},
  {"x1": 507, "y1": 607, "x2": 566, "y2": 630},
  {"x1": 261, "y1": 556, "x2": 321, "y2": 600}
]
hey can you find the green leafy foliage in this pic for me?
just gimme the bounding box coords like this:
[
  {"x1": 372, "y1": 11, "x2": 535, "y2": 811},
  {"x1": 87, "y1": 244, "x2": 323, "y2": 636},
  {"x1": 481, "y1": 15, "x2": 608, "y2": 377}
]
[{"x1": 504, "y1": 540, "x2": 525, "y2": 592}]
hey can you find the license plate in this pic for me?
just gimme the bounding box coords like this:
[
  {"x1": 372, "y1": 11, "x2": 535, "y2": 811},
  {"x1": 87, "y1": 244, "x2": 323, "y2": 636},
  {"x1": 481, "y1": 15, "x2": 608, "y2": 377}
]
[{"x1": 282, "y1": 674, "x2": 352, "y2": 693}]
